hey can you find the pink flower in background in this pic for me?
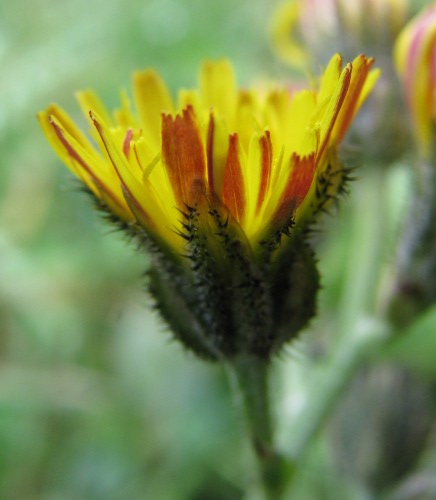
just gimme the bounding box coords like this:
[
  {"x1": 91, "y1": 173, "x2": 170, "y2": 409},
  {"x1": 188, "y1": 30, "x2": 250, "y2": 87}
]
[{"x1": 395, "y1": 4, "x2": 436, "y2": 156}]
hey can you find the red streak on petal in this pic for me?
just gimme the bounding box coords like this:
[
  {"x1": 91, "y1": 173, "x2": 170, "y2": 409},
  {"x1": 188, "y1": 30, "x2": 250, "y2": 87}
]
[
  {"x1": 274, "y1": 153, "x2": 315, "y2": 223},
  {"x1": 335, "y1": 57, "x2": 373, "y2": 144},
  {"x1": 223, "y1": 134, "x2": 245, "y2": 223},
  {"x1": 256, "y1": 131, "x2": 272, "y2": 213},
  {"x1": 206, "y1": 113, "x2": 215, "y2": 191},
  {"x1": 406, "y1": 9, "x2": 436, "y2": 117},
  {"x1": 405, "y1": 11, "x2": 435, "y2": 107},
  {"x1": 317, "y1": 66, "x2": 351, "y2": 162},
  {"x1": 50, "y1": 118, "x2": 98, "y2": 183},
  {"x1": 90, "y1": 113, "x2": 151, "y2": 225},
  {"x1": 431, "y1": 45, "x2": 436, "y2": 113},
  {"x1": 123, "y1": 129, "x2": 134, "y2": 158},
  {"x1": 162, "y1": 106, "x2": 206, "y2": 207},
  {"x1": 50, "y1": 117, "x2": 122, "y2": 210}
]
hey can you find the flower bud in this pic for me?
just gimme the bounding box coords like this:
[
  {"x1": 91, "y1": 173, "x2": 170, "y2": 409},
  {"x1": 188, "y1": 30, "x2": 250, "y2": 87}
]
[
  {"x1": 394, "y1": 4, "x2": 436, "y2": 158},
  {"x1": 271, "y1": 0, "x2": 408, "y2": 66},
  {"x1": 39, "y1": 57, "x2": 377, "y2": 361}
]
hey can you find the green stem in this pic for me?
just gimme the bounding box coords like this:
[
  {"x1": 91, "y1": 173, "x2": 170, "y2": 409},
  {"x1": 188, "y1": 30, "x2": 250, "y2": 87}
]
[
  {"x1": 389, "y1": 160, "x2": 436, "y2": 325},
  {"x1": 286, "y1": 167, "x2": 391, "y2": 461},
  {"x1": 227, "y1": 356, "x2": 292, "y2": 499},
  {"x1": 286, "y1": 319, "x2": 388, "y2": 460},
  {"x1": 336, "y1": 166, "x2": 389, "y2": 334}
]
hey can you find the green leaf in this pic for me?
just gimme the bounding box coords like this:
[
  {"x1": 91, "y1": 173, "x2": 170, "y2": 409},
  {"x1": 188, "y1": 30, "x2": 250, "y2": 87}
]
[{"x1": 382, "y1": 305, "x2": 436, "y2": 377}]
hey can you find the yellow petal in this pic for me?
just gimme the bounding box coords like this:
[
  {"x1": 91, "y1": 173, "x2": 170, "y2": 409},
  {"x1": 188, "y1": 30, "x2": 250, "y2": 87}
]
[
  {"x1": 42, "y1": 112, "x2": 130, "y2": 220},
  {"x1": 76, "y1": 89, "x2": 113, "y2": 126},
  {"x1": 40, "y1": 104, "x2": 95, "y2": 154},
  {"x1": 90, "y1": 110, "x2": 158, "y2": 229},
  {"x1": 285, "y1": 89, "x2": 317, "y2": 153},
  {"x1": 114, "y1": 89, "x2": 139, "y2": 129},
  {"x1": 317, "y1": 53, "x2": 343, "y2": 105},
  {"x1": 316, "y1": 63, "x2": 352, "y2": 161},
  {"x1": 200, "y1": 60, "x2": 237, "y2": 121},
  {"x1": 331, "y1": 55, "x2": 375, "y2": 144},
  {"x1": 206, "y1": 113, "x2": 230, "y2": 198},
  {"x1": 133, "y1": 69, "x2": 174, "y2": 145}
]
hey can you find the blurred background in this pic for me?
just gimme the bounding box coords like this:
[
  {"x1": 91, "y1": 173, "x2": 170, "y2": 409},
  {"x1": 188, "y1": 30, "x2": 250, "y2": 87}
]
[{"x1": 1, "y1": 0, "x2": 435, "y2": 498}]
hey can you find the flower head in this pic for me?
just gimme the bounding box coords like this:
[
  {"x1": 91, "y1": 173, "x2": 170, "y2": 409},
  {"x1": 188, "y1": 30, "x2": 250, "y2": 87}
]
[
  {"x1": 39, "y1": 57, "x2": 377, "y2": 360},
  {"x1": 271, "y1": 0, "x2": 408, "y2": 66},
  {"x1": 394, "y1": 4, "x2": 436, "y2": 157},
  {"x1": 39, "y1": 56, "x2": 377, "y2": 253},
  {"x1": 334, "y1": 0, "x2": 407, "y2": 38}
]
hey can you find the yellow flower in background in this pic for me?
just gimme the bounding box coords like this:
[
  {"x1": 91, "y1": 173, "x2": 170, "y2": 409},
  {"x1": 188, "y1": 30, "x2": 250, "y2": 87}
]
[
  {"x1": 394, "y1": 4, "x2": 436, "y2": 157},
  {"x1": 269, "y1": 1, "x2": 313, "y2": 68},
  {"x1": 271, "y1": 0, "x2": 407, "y2": 69},
  {"x1": 338, "y1": 0, "x2": 407, "y2": 35},
  {"x1": 39, "y1": 56, "x2": 378, "y2": 257},
  {"x1": 270, "y1": 0, "x2": 414, "y2": 165}
]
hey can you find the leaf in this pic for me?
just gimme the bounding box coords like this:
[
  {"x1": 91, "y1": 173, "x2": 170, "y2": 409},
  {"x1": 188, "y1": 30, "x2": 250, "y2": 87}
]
[{"x1": 382, "y1": 305, "x2": 436, "y2": 377}]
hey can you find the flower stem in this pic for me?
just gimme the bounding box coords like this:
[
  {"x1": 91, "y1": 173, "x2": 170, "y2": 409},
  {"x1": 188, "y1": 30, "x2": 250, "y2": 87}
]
[
  {"x1": 284, "y1": 167, "x2": 391, "y2": 461},
  {"x1": 286, "y1": 318, "x2": 388, "y2": 460},
  {"x1": 228, "y1": 356, "x2": 292, "y2": 499},
  {"x1": 389, "y1": 160, "x2": 436, "y2": 325}
]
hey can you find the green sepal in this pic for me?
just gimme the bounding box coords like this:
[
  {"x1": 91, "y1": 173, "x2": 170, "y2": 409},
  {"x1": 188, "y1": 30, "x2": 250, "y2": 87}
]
[
  {"x1": 269, "y1": 234, "x2": 320, "y2": 351},
  {"x1": 176, "y1": 203, "x2": 236, "y2": 358},
  {"x1": 148, "y1": 264, "x2": 221, "y2": 361},
  {"x1": 297, "y1": 148, "x2": 355, "y2": 230},
  {"x1": 207, "y1": 208, "x2": 275, "y2": 358},
  {"x1": 83, "y1": 186, "x2": 223, "y2": 359},
  {"x1": 87, "y1": 185, "x2": 321, "y2": 362}
]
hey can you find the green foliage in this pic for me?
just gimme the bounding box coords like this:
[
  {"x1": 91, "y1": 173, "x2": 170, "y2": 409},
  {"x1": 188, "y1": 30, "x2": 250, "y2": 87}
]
[{"x1": 382, "y1": 305, "x2": 436, "y2": 378}]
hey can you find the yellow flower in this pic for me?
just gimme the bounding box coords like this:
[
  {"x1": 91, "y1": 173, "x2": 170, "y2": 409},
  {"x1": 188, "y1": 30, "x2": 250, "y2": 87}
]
[
  {"x1": 394, "y1": 4, "x2": 436, "y2": 157},
  {"x1": 336, "y1": 0, "x2": 407, "y2": 35},
  {"x1": 270, "y1": 0, "x2": 407, "y2": 68},
  {"x1": 39, "y1": 56, "x2": 378, "y2": 258},
  {"x1": 269, "y1": 1, "x2": 312, "y2": 69}
]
